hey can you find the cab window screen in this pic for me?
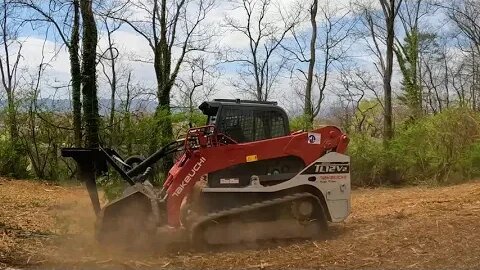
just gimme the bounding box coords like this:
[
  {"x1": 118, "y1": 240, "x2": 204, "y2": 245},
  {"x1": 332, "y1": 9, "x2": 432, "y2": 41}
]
[
  {"x1": 254, "y1": 110, "x2": 286, "y2": 140},
  {"x1": 219, "y1": 107, "x2": 286, "y2": 142},
  {"x1": 270, "y1": 113, "x2": 286, "y2": 137},
  {"x1": 220, "y1": 108, "x2": 254, "y2": 142},
  {"x1": 254, "y1": 115, "x2": 266, "y2": 141}
]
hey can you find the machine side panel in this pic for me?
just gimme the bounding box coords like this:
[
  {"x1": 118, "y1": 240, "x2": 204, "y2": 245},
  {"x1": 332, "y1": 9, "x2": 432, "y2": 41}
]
[
  {"x1": 165, "y1": 127, "x2": 348, "y2": 227},
  {"x1": 202, "y1": 152, "x2": 351, "y2": 222}
]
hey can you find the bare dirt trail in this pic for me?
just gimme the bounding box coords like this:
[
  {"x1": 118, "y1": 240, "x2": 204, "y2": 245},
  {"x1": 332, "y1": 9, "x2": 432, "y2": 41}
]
[{"x1": 1, "y1": 177, "x2": 480, "y2": 269}]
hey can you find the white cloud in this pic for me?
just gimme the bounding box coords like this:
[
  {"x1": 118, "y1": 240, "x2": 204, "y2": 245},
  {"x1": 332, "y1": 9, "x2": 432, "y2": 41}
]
[
  {"x1": 15, "y1": 37, "x2": 71, "y2": 99},
  {"x1": 15, "y1": 29, "x2": 157, "y2": 100}
]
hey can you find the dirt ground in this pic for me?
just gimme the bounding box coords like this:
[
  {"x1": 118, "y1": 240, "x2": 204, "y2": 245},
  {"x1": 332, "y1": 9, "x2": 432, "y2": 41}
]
[{"x1": 1, "y1": 178, "x2": 480, "y2": 269}]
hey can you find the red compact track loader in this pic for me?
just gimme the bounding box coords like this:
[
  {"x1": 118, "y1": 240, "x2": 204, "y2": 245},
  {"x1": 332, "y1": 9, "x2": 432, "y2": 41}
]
[{"x1": 62, "y1": 99, "x2": 351, "y2": 248}]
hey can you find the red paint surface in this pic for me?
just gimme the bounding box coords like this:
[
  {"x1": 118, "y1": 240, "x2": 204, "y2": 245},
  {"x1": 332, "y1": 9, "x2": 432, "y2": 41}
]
[{"x1": 163, "y1": 125, "x2": 349, "y2": 227}]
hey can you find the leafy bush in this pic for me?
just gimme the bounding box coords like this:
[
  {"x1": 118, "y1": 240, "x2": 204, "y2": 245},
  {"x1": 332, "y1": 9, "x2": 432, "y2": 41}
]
[
  {"x1": 349, "y1": 108, "x2": 480, "y2": 186},
  {"x1": 289, "y1": 115, "x2": 310, "y2": 131},
  {"x1": 97, "y1": 175, "x2": 128, "y2": 201},
  {"x1": 393, "y1": 108, "x2": 479, "y2": 184},
  {"x1": 0, "y1": 136, "x2": 29, "y2": 179},
  {"x1": 2, "y1": 98, "x2": 479, "y2": 191},
  {"x1": 348, "y1": 134, "x2": 386, "y2": 187},
  {"x1": 459, "y1": 140, "x2": 480, "y2": 179}
]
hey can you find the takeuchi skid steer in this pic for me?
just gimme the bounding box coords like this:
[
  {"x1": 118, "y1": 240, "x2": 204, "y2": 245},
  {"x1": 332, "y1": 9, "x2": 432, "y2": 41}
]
[{"x1": 62, "y1": 99, "x2": 351, "y2": 248}]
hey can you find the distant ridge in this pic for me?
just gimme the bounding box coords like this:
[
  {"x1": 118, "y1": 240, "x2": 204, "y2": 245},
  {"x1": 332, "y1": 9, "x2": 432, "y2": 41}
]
[{"x1": 0, "y1": 98, "x2": 158, "y2": 115}]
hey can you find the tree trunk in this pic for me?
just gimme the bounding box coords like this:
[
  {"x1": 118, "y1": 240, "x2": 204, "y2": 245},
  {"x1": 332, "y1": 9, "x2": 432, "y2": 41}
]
[
  {"x1": 70, "y1": 0, "x2": 82, "y2": 147},
  {"x1": 382, "y1": 0, "x2": 399, "y2": 185},
  {"x1": 304, "y1": 0, "x2": 318, "y2": 130},
  {"x1": 152, "y1": 86, "x2": 174, "y2": 174},
  {"x1": 151, "y1": 0, "x2": 173, "y2": 151},
  {"x1": 107, "y1": 28, "x2": 117, "y2": 146},
  {"x1": 0, "y1": 0, "x2": 25, "y2": 178},
  {"x1": 383, "y1": 6, "x2": 395, "y2": 143},
  {"x1": 125, "y1": 72, "x2": 132, "y2": 155},
  {"x1": 152, "y1": 50, "x2": 174, "y2": 148},
  {"x1": 80, "y1": 0, "x2": 99, "y2": 148},
  {"x1": 6, "y1": 91, "x2": 18, "y2": 142}
]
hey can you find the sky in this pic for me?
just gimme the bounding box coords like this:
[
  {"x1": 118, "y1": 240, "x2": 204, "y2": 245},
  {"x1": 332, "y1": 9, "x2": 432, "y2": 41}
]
[{"x1": 8, "y1": 0, "x2": 420, "y2": 115}]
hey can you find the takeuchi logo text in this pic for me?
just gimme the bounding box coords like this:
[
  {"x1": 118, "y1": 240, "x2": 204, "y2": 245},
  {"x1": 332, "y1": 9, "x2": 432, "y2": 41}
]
[{"x1": 173, "y1": 157, "x2": 207, "y2": 197}]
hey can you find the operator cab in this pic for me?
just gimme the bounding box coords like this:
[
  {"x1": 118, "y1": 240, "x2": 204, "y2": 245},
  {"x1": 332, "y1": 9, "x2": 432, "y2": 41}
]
[
  {"x1": 199, "y1": 99, "x2": 290, "y2": 143},
  {"x1": 199, "y1": 99, "x2": 304, "y2": 189}
]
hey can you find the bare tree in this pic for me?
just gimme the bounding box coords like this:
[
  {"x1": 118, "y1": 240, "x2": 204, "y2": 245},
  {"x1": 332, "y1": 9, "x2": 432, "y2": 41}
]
[
  {"x1": 174, "y1": 55, "x2": 219, "y2": 123},
  {"x1": 442, "y1": 0, "x2": 480, "y2": 55},
  {"x1": 419, "y1": 32, "x2": 452, "y2": 113},
  {"x1": 97, "y1": 1, "x2": 126, "y2": 146},
  {"x1": 112, "y1": 0, "x2": 217, "y2": 151},
  {"x1": 224, "y1": 0, "x2": 300, "y2": 101},
  {"x1": 305, "y1": 0, "x2": 317, "y2": 128},
  {"x1": 21, "y1": 33, "x2": 61, "y2": 179},
  {"x1": 18, "y1": 0, "x2": 83, "y2": 147},
  {"x1": 80, "y1": 0, "x2": 99, "y2": 148},
  {"x1": 354, "y1": 0, "x2": 403, "y2": 184},
  {"x1": 284, "y1": 1, "x2": 355, "y2": 129},
  {"x1": 359, "y1": 0, "x2": 403, "y2": 142},
  {"x1": 112, "y1": 70, "x2": 149, "y2": 155},
  {"x1": 122, "y1": 71, "x2": 134, "y2": 155},
  {"x1": 0, "y1": 0, "x2": 23, "y2": 146},
  {"x1": 394, "y1": 0, "x2": 431, "y2": 119},
  {"x1": 442, "y1": 0, "x2": 480, "y2": 110}
]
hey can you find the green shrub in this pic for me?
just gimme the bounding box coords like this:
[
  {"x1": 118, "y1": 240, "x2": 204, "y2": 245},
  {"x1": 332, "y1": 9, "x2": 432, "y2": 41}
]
[
  {"x1": 0, "y1": 137, "x2": 29, "y2": 179},
  {"x1": 391, "y1": 108, "x2": 480, "y2": 184},
  {"x1": 348, "y1": 108, "x2": 480, "y2": 186},
  {"x1": 97, "y1": 175, "x2": 128, "y2": 201},
  {"x1": 289, "y1": 115, "x2": 310, "y2": 131},
  {"x1": 460, "y1": 141, "x2": 480, "y2": 179},
  {"x1": 348, "y1": 134, "x2": 386, "y2": 186}
]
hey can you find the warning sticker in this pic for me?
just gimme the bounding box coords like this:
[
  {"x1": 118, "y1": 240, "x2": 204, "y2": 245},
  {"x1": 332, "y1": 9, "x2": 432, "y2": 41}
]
[
  {"x1": 246, "y1": 155, "x2": 258, "y2": 162},
  {"x1": 220, "y1": 178, "x2": 240, "y2": 184},
  {"x1": 308, "y1": 132, "x2": 321, "y2": 144}
]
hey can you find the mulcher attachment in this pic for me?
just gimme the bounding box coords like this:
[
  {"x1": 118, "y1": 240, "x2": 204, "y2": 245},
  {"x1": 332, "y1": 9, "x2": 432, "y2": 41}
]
[
  {"x1": 96, "y1": 184, "x2": 159, "y2": 249},
  {"x1": 61, "y1": 141, "x2": 184, "y2": 249},
  {"x1": 61, "y1": 148, "x2": 109, "y2": 215}
]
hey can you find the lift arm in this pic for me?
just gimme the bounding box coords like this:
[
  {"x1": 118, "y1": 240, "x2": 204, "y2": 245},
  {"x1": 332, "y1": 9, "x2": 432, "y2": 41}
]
[{"x1": 61, "y1": 140, "x2": 184, "y2": 215}]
